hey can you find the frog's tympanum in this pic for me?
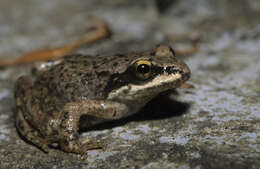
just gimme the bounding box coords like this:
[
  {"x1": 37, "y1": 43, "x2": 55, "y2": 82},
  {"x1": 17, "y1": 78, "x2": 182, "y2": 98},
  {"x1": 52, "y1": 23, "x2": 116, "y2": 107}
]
[{"x1": 15, "y1": 45, "x2": 191, "y2": 154}]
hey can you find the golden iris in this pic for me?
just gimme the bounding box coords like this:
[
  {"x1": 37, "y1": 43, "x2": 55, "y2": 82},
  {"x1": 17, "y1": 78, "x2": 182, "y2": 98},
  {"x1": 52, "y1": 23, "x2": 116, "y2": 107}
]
[{"x1": 134, "y1": 60, "x2": 152, "y2": 80}]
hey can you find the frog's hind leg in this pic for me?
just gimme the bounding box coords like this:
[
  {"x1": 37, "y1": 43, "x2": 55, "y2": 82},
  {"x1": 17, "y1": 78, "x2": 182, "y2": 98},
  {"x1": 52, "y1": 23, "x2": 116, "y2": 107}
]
[
  {"x1": 16, "y1": 109, "x2": 50, "y2": 152},
  {"x1": 15, "y1": 76, "x2": 49, "y2": 152}
]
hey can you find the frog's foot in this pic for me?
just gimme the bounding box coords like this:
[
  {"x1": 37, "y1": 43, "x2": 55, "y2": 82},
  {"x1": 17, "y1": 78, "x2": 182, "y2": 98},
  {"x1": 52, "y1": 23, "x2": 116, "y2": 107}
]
[
  {"x1": 16, "y1": 109, "x2": 49, "y2": 153},
  {"x1": 60, "y1": 137, "x2": 105, "y2": 155},
  {"x1": 23, "y1": 131, "x2": 49, "y2": 153},
  {"x1": 81, "y1": 139, "x2": 106, "y2": 151}
]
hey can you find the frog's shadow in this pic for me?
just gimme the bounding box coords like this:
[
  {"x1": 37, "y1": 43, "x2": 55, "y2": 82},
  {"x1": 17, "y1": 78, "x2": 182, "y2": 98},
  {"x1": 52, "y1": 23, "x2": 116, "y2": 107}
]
[{"x1": 80, "y1": 90, "x2": 190, "y2": 133}]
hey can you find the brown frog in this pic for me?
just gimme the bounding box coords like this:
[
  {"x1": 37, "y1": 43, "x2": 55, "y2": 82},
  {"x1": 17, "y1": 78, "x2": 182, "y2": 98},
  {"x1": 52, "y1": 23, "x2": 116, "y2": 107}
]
[{"x1": 14, "y1": 45, "x2": 191, "y2": 154}]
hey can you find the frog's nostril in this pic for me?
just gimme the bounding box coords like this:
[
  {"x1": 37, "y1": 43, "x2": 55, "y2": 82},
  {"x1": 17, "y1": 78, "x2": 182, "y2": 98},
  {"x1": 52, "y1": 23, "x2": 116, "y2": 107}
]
[{"x1": 165, "y1": 66, "x2": 182, "y2": 74}]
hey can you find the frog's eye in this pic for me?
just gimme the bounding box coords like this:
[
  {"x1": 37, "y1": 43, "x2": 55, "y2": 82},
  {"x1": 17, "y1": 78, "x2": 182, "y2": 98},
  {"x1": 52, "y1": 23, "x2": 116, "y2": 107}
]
[{"x1": 134, "y1": 60, "x2": 152, "y2": 80}]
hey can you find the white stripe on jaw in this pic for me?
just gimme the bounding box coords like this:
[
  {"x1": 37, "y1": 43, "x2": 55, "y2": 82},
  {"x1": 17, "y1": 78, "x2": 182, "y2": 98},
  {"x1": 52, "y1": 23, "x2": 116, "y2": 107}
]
[{"x1": 108, "y1": 73, "x2": 181, "y2": 100}]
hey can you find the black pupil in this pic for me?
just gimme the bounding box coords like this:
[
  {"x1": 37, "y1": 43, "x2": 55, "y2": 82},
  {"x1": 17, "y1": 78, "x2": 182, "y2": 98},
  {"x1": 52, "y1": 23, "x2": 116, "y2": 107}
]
[{"x1": 137, "y1": 64, "x2": 150, "y2": 74}]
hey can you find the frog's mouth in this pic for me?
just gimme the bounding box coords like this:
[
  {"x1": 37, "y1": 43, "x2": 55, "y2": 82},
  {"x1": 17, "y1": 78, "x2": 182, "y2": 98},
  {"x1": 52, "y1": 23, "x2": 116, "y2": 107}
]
[{"x1": 124, "y1": 71, "x2": 187, "y2": 95}]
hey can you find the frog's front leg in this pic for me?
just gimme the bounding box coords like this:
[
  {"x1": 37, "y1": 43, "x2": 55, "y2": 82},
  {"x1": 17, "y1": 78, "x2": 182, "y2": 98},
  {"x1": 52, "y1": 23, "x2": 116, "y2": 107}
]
[{"x1": 58, "y1": 100, "x2": 128, "y2": 154}]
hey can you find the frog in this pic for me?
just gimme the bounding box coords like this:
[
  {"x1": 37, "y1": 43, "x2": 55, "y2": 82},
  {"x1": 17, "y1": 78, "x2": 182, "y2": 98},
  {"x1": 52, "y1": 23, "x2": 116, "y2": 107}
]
[{"x1": 14, "y1": 44, "x2": 191, "y2": 154}]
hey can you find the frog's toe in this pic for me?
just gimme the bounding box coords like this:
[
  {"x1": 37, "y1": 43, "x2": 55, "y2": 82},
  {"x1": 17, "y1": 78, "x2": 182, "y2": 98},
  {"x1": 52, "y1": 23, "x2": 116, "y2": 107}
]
[
  {"x1": 60, "y1": 139, "x2": 105, "y2": 155},
  {"x1": 19, "y1": 131, "x2": 50, "y2": 153},
  {"x1": 16, "y1": 110, "x2": 50, "y2": 153},
  {"x1": 24, "y1": 132, "x2": 50, "y2": 153},
  {"x1": 37, "y1": 143, "x2": 50, "y2": 153},
  {"x1": 81, "y1": 139, "x2": 106, "y2": 151}
]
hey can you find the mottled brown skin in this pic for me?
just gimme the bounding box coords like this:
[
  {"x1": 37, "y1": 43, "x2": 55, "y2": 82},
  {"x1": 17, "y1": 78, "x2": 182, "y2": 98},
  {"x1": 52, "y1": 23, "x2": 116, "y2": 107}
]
[{"x1": 15, "y1": 45, "x2": 191, "y2": 154}]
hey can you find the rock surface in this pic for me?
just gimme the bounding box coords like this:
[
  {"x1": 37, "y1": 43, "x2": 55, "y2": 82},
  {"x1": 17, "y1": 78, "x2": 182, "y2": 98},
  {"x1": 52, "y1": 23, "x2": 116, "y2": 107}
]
[{"x1": 0, "y1": 0, "x2": 259, "y2": 168}]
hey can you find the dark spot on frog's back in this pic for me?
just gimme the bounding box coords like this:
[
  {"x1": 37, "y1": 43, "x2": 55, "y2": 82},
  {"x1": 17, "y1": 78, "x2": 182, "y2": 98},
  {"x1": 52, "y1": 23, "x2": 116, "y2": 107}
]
[
  {"x1": 76, "y1": 72, "x2": 83, "y2": 77},
  {"x1": 96, "y1": 71, "x2": 110, "y2": 77},
  {"x1": 56, "y1": 64, "x2": 63, "y2": 71},
  {"x1": 60, "y1": 77, "x2": 65, "y2": 82},
  {"x1": 70, "y1": 65, "x2": 77, "y2": 69},
  {"x1": 48, "y1": 76, "x2": 54, "y2": 81},
  {"x1": 66, "y1": 59, "x2": 78, "y2": 64},
  {"x1": 59, "y1": 72, "x2": 64, "y2": 78},
  {"x1": 113, "y1": 62, "x2": 118, "y2": 67},
  {"x1": 102, "y1": 57, "x2": 108, "y2": 62},
  {"x1": 89, "y1": 59, "x2": 96, "y2": 66},
  {"x1": 31, "y1": 97, "x2": 38, "y2": 105},
  {"x1": 65, "y1": 83, "x2": 70, "y2": 89},
  {"x1": 63, "y1": 68, "x2": 68, "y2": 72},
  {"x1": 83, "y1": 60, "x2": 89, "y2": 67},
  {"x1": 83, "y1": 72, "x2": 93, "y2": 79},
  {"x1": 81, "y1": 79, "x2": 88, "y2": 86}
]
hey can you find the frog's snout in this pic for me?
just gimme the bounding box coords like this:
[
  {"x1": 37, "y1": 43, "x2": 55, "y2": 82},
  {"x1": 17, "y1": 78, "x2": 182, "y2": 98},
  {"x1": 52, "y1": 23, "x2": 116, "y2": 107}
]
[{"x1": 182, "y1": 63, "x2": 191, "y2": 82}]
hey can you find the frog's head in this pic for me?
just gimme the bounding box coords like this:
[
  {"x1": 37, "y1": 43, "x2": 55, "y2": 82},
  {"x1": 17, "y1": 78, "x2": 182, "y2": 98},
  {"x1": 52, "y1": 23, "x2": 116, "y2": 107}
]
[{"x1": 105, "y1": 45, "x2": 190, "y2": 110}]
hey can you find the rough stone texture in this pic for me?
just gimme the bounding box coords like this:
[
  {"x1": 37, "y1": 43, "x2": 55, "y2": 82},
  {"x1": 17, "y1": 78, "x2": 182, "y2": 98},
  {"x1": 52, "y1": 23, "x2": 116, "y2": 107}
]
[{"x1": 0, "y1": 0, "x2": 260, "y2": 168}]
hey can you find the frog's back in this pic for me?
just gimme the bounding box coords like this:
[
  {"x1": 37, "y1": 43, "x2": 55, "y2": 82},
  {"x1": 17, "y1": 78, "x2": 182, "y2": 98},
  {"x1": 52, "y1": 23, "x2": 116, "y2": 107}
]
[{"x1": 34, "y1": 54, "x2": 113, "y2": 103}]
